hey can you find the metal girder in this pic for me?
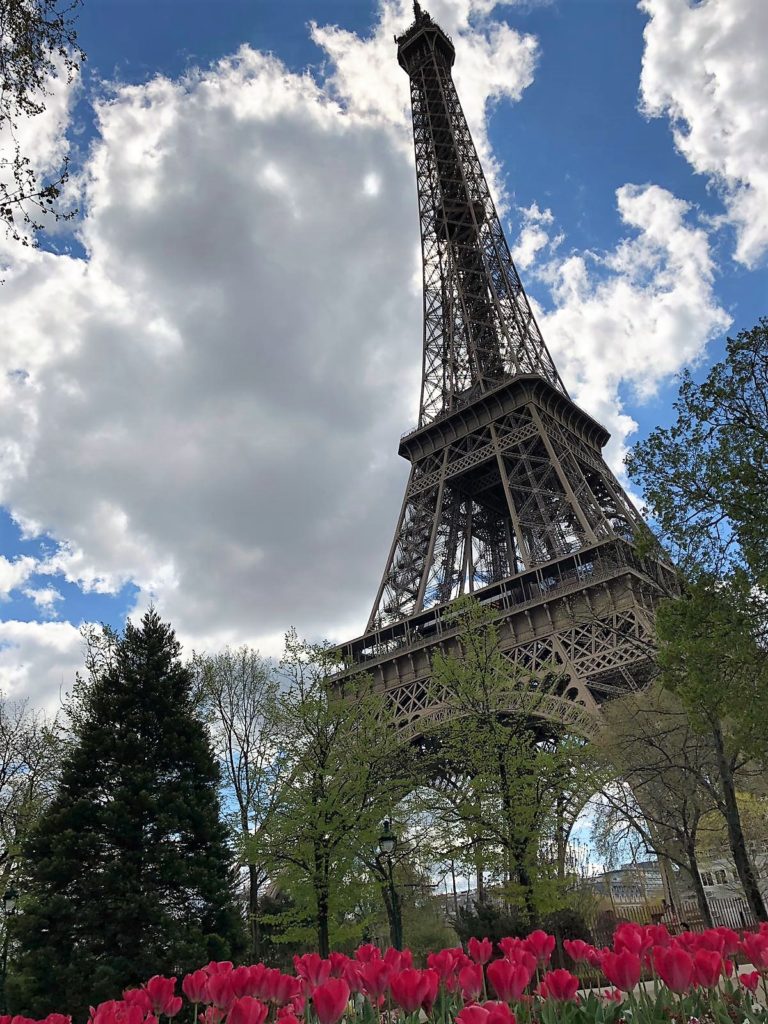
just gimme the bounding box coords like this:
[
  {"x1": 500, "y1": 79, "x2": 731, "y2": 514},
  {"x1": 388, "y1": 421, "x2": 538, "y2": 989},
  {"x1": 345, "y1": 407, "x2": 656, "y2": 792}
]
[{"x1": 334, "y1": 6, "x2": 674, "y2": 739}]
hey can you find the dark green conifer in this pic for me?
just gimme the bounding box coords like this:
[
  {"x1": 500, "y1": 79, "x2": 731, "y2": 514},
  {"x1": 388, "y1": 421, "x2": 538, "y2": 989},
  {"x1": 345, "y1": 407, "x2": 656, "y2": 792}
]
[{"x1": 12, "y1": 609, "x2": 243, "y2": 1016}]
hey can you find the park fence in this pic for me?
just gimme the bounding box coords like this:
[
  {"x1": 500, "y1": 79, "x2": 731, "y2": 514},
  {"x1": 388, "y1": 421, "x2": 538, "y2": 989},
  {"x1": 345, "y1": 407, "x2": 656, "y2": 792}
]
[{"x1": 588, "y1": 896, "x2": 759, "y2": 948}]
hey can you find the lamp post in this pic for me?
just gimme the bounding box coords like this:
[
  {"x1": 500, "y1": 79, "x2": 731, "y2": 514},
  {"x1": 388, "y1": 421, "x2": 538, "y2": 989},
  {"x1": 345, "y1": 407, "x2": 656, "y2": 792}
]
[
  {"x1": 378, "y1": 820, "x2": 403, "y2": 950},
  {"x1": 1, "y1": 887, "x2": 18, "y2": 1013}
]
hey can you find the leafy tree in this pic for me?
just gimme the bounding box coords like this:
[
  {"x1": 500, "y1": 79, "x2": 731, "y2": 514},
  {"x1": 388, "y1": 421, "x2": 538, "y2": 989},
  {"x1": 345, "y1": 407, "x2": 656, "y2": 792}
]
[
  {"x1": 193, "y1": 647, "x2": 288, "y2": 960},
  {"x1": 427, "y1": 597, "x2": 592, "y2": 925},
  {"x1": 589, "y1": 686, "x2": 723, "y2": 926},
  {"x1": 627, "y1": 318, "x2": 768, "y2": 920},
  {"x1": 11, "y1": 609, "x2": 243, "y2": 1017},
  {"x1": 626, "y1": 318, "x2": 768, "y2": 583},
  {"x1": 0, "y1": 698, "x2": 60, "y2": 877},
  {"x1": 0, "y1": 0, "x2": 84, "y2": 243},
  {"x1": 254, "y1": 631, "x2": 412, "y2": 956},
  {"x1": 654, "y1": 585, "x2": 768, "y2": 919}
]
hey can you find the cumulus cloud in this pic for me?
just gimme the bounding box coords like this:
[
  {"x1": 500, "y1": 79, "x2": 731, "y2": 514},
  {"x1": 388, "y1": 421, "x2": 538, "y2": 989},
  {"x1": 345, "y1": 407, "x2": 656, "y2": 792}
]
[
  {"x1": 536, "y1": 183, "x2": 730, "y2": 470},
  {"x1": 639, "y1": 0, "x2": 768, "y2": 267},
  {"x1": 0, "y1": 2, "x2": 732, "y2": 709},
  {"x1": 511, "y1": 202, "x2": 557, "y2": 270},
  {"x1": 0, "y1": 1, "x2": 542, "y2": 690},
  {"x1": 0, "y1": 620, "x2": 82, "y2": 710},
  {"x1": 0, "y1": 556, "x2": 38, "y2": 599}
]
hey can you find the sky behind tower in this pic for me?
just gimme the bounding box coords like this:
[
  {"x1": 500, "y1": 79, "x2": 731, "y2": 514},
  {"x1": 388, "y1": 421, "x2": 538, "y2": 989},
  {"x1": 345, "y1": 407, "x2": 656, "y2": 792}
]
[{"x1": 0, "y1": 0, "x2": 766, "y2": 709}]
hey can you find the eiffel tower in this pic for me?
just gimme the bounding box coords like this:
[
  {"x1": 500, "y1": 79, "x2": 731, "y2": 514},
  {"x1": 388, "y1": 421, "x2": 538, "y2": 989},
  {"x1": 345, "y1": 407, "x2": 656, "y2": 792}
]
[{"x1": 333, "y1": 3, "x2": 675, "y2": 739}]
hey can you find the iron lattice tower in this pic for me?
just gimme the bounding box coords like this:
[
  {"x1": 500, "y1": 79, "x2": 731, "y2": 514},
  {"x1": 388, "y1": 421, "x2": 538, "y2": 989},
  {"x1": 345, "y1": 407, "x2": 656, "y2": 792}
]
[{"x1": 334, "y1": 5, "x2": 675, "y2": 738}]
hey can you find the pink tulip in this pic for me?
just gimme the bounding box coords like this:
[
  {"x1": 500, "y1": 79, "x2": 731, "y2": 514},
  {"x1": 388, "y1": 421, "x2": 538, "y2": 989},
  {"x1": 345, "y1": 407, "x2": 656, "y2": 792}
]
[
  {"x1": 601, "y1": 951, "x2": 641, "y2": 993},
  {"x1": 468, "y1": 938, "x2": 493, "y2": 965},
  {"x1": 482, "y1": 1002, "x2": 515, "y2": 1024},
  {"x1": 653, "y1": 947, "x2": 694, "y2": 993},
  {"x1": 312, "y1": 979, "x2": 349, "y2": 1024},
  {"x1": 229, "y1": 999, "x2": 268, "y2": 1024},
  {"x1": 487, "y1": 960, "x2": 533, "y2": 1002},
  {"x1": 145, "y1": 978, "x2": 178, "y2": 1017},
  {"x1": 538, "y1": 970, "x2": 579, "y2": 1002},
  {"x1": 524, "y1": 931, "x2": 555, "y2": 964},
  {"x1": 459, "y1": 963, "x2": 484, "y2": 1001},
  {"x1": 182, "y1": 971, "x2": 209, "y2": 1005}
]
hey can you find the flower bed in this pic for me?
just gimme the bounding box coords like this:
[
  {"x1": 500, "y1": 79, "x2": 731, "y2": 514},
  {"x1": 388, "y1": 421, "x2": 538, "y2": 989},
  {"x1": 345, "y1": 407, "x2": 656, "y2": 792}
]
[{"x1": 6, "y1": 922, "x2": 768, "y2": 1024}]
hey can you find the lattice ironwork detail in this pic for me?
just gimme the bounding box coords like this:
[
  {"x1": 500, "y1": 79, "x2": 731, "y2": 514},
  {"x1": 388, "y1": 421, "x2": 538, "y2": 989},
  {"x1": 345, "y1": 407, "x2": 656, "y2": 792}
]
[{"x1": 332, "y1": 5, "x2": 673, "y2": 738}]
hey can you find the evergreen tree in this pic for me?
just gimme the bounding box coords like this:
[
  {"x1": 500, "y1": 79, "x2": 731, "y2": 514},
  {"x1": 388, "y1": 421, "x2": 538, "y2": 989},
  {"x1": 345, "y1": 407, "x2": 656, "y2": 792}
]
[{"x1": 11, "y1": 609, "x2": 243, "y2": 1017}]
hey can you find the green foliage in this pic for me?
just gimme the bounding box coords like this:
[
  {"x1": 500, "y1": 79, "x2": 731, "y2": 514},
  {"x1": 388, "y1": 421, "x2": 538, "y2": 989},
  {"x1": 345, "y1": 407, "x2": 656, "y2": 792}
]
[
  {"x1": 427, "y1": 597, "x2": 592, "y2": 924},
  {"x1": 11, "y1": 609, "x2": 244, "y2": 1018},
  {"x1": 626, "y1": 317, "x2": 768, "y2": 584},
  {"x1": 655, "y1": 577, "x2": 768, "y2": 761},
  {"x1": 252, "y1": 631, "x2": 413, "y2": 956}
]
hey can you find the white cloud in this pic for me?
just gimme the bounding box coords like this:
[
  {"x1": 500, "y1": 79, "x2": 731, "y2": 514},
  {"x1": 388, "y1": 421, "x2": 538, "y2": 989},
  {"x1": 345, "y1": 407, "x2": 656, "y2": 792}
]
[
  {"x1": 511, "y1": 201, "x2": 556, "y2": 270},
  {"x1": 0, "y1": 4, "x2": 733, "y2": 708},
  {"x1": 0, "y1": 555, "x2": 37, "y2": 599},
  {"x1": 0, "y1": 3, "x2": 541, "y2": 695},
  {"x1": 0, "y1": 620, "x2": 82, "y2": 710},
  {"x1": 639, "y1": 0, "x2": 768, "y2": 267},
  {"x1": 22, "y1": 586, "x2": 64, "y2": 616},
  {"x1": 535, "y1": 183, "x2": 730, "y2": 471}
]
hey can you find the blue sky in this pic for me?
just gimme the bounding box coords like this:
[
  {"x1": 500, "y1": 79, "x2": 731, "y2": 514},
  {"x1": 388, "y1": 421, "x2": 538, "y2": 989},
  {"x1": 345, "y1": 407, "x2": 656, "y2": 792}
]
[{"x1": 0, "y1": 0, "x2": 766, "y2": 708}]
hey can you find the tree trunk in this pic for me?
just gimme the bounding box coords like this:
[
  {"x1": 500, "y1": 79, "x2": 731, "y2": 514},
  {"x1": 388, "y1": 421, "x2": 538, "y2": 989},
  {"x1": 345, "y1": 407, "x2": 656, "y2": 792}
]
[
  {"x1": 314, "y1": 844, "x2": 331, "y2": 956},
  {"x1": 712, "y1": 721, "x2": 767, "y2": 920},
  {"x1": 685, "y1": 841, "x2": 714, "y2": 928},
  {"x1": 475, "y1": 843, "x2": 485, "y2": 905},
  {"x1": 248, "y1": 863, "x2": 260, "y2": 960},
  {"x1": 450, "y1": 860, "x2": 459, "y2": 917}
]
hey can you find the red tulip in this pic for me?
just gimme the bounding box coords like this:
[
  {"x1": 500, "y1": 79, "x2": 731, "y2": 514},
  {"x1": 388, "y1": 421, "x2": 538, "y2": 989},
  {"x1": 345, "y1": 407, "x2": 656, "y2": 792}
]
[
  {"x1": 487, "y1": 960, "x2": 533, "y2": 1002},
  {"x1": 602, "y1": 989, "x2": 623, "y2": 1003},
  {"x1": 268, "y1": 974, "x2": 302, "y2": 1005},
  {"x1": 45, "y1": 1016, "x2": 71, "y2": 1024},
  {"x1": 468, "y1": 938, "x2": 493, "y2": 965},
  {"x1": 390, "y1": 969, "x2": 432, "y2": 1014},
  {"x1": 359, "y1": 960, "x2": 390, "y2": 1000},
  {"x1": 459, "y1": 963, "x2": 484, "y2": 1001},
  {"x1": 653, "y1": 947, "x2": 694, "y2": 993},
  {"x1": 329, "y1": 953, "x2": 350, "y2": 978},
  {"x1": 645, "y1": 925, "x2": 671, "y2": 948},
  {"x1": 427, "y1": 949, "x2": 459, "y2": 982},
  {"x1": 693, "y1": 949, "x2": 723, "y2": 988},
  {"x1": 482, "y1": 1002, "x2": 515, "y2": 1024},
  {"x1": 295, "y1": 954, "x2": 332, "y2": 990},
  {"x1": 123, "y1": 992, "x2": 152, "y2": 1014},
  {"x1": 456, "y1": 1008, "x2": 489, "y2": 1024},
  {"x1": 538, "y1": 970, "x2": 579, "y2": 1002},
  {"x1": 145, "y1": 978, "x2": 178, "y2": 1017},
  {"x1": 421, "y1": 970, "x2": 439, "y2": 1014},
  {"x1": 741, "y1": 933, "x2": 768, "y2": 970},
  {"x1": 205, "y1": 962, "x2": 233, "y2": 976},
  {"x1": 312, "y1": 979, "x2": 349, "y2": 1024},
  {"x1": 563, "y1": 940, "x2": 596, "y2": 964},
  {"x1": 498, "y1": 938, "x2": 524, "y2": 960},
  {"x1": 229, "y1": 998, "x2": 268, "y2": 1024},
  {"x1": 716, "y1": 928, "x2": 741, "y2": 956},
  {"x1": 739, "y1": 971, "x2": 760, "y2": 993},
  {"x1": 182, "y1": 972, "x2": 209, "y2": 1005},
  {"x1": 276, "y1": 1015, "x2": 301, "y2": 1024},
  {"x1": 355, "y1": 945, "x2": 381, "y2": 963},
  {"x1": 601, "y1": 951, "x2": 641, "y2": 993},
  {"x1": 229, "y1": 968, "x2": 252, "y2": 1000},
  {"x1": 524, "y1": 931, "x2": 555, "y2": 964},
  {"x1": 207, "y1": 974, "x2": 235, "y2": 1011},
  {"x1": 198, "y1": 1010, "x2": 225, "y2": 1024},
  {"x1": 613, "y1": 923, "x2": 650, "y2": 958},
  {"x1": 384, "y1": 948, "x2": 413, "y2": 972}
]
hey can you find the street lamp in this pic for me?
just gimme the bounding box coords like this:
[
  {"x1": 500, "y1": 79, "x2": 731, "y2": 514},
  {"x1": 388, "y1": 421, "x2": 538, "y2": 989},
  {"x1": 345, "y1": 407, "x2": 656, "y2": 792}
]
[
  {"x1": 378, "y1": 821, "x2": 403, "y2": 950},
  {"x1": 1, "y1": 887, "x2": 18, "y2": 1012}
]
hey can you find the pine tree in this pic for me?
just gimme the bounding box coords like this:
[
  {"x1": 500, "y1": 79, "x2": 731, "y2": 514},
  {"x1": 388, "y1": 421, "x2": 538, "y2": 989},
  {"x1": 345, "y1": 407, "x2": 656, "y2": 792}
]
[{"x1": 11, "y1": 609, "x2": 244, "y2": 1016}]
